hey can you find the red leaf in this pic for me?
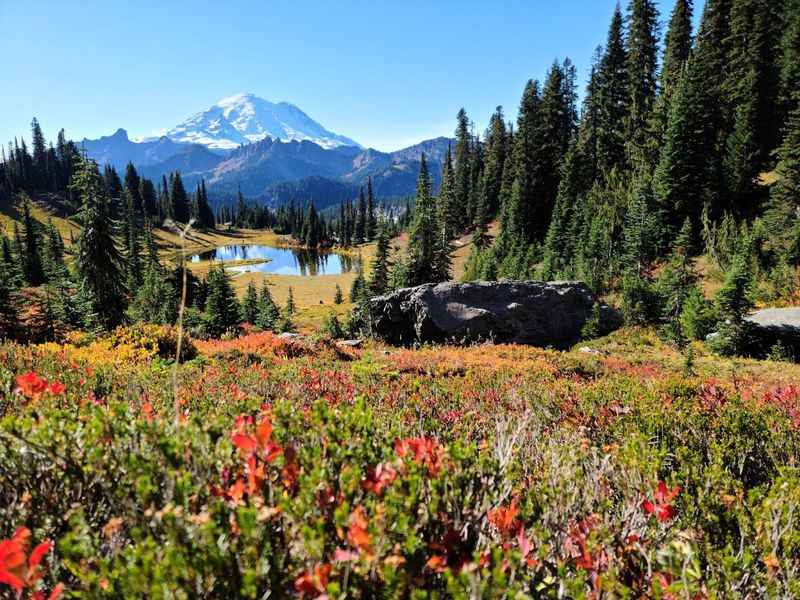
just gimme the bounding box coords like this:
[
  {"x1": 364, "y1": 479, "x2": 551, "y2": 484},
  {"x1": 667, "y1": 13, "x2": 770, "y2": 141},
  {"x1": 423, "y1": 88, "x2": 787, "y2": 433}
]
[
  {"x1": 231, "y1": 433, "x2": 258, "y2": 452},
  {"x1": 28, "y1": 541, "x2": 51, "y2": 570}
]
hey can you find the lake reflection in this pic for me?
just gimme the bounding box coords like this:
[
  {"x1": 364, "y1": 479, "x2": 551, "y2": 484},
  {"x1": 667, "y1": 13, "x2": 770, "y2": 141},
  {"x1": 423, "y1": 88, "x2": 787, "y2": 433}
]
[{"x1": 190, "y1": 245, "x2": 355, "y2": 276}]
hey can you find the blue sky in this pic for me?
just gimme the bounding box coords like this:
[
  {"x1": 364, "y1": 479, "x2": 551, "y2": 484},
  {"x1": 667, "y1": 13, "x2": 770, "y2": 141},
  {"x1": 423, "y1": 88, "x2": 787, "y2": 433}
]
[{"x1": 0, "y1": 1, "x2": 703, "y2": 152}]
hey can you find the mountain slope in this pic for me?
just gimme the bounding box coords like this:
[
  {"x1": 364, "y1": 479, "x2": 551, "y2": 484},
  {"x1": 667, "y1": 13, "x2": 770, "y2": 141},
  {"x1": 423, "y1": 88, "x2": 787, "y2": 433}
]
[{"x1": 161, "y1": 93, "x2": 361, "y2": 150}]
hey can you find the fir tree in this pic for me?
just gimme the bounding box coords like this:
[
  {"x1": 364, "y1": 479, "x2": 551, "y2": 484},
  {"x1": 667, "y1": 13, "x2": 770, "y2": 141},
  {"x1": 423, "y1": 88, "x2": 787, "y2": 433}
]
[
  {"x1": 203, "y1": 262, "x2": 239, "y2": 337},
  {"x1": 625, "y1": 0, "x2": 661, "y2": 169},
  {"x1": 711, "y1": 251, "x2": 755, "y2": 355},
  {"x1": 240, "y1": 279, "x2": 259, "y2": 324},
  {"x1": 170, "y1": 171, "x2": 191, "y2": 223},
  {"x1": 355, "y1": 187, "x2": 367, "y2": 244},
  {"x1": 657, "y1": 218, "x2": 697, "y2": 345},
  {"x1": 333, "y1": 284, "x2": 344, "y2": 304},
  {"x1": 0, "y1": 253, "x2": 19, "y2": 339},
  {"x1": 129, "y1": 260, "x2": 177, "y2": 325},
  {"x1": 406, "y1": 154, "x2": 440, "y2": 285},
  {"x1": 660, "y1": 0, "x2": 694, "y2": 106},
  {"x1": 597, "y1": 5, "x2": 630, "y2": 175},
  {"x1": 256, "y1": 281, "x2": 279, "y2": 330},
  {"x1": 365, "y1": 178, "x2": 377, "y2": 240},
  {"x1": 369, "y1": 221, "x2": 392, "y2": 295},
  {"x1": 124, "y1": 163, "x2": 142, "y2": 214},
  {"x1": 72, "y1": 154, "x2": 127, "y2": 330},
  {"x1": 19, "y1": 199, "x2": 45, "y2": 286},
  {"x1": 453, "y1": 108, "x2": 472, "y2": 228},
  {"x1": 765, "y1": 102, "x2": 800, "y2": 260},
  {"x1": 482, "y1": 107, "x2": 508, "y2": 217}
]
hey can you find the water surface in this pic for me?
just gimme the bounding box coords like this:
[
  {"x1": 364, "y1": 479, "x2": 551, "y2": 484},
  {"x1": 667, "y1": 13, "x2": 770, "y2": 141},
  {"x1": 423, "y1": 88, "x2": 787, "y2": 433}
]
[{"x1": 190, "y1": 244, "x2": 354, "y2": 276}]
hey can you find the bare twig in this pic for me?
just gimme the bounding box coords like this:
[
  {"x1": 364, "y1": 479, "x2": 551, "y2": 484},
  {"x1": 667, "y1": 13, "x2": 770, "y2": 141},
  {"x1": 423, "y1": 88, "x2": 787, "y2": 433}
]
[{"x1": 165, "y1": 218, "x2": 195, "y2": 425}]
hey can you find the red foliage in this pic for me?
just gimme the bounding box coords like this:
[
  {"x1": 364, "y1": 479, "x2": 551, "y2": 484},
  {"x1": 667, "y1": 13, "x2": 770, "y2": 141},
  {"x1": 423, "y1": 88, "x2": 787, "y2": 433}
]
[
  {"x1": 395, "y1": 437, "x2": 444, "y2": 476},
  {"x1": 0, "y1": 527, "x2": 63, "y2": 599},
  {"x1": 488, "y1": 501, "x2": 522, "y2": 538},
  {"x1": 642, "y1": 481, "x2": 681, "y2": 523},
  {"x1": 14, "y1": 372, "x2": 65, "y2": 400},
  {"x1": 293, "y1": 562, "x2": 331, "y2": 597}
]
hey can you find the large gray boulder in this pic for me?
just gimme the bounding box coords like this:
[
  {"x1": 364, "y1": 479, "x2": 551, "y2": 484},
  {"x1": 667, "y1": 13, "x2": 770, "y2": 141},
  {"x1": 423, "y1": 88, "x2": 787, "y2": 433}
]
[
  {"x1": 365, "y1": 281, "x2": 622, "y2": 348},
  {"x1": 745, "y1": 308, "x2": 800, "y2": 357}
]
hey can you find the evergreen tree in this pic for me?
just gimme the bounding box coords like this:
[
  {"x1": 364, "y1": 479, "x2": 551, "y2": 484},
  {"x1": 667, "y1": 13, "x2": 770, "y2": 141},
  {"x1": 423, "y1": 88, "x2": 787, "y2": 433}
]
[
  {"x1": 256, "y1": 281, "x2": 279, "y2": 330},
  {"x1": 129, "y1": 260, "x2": 177, "y2": 325},
  {"x1": 406, "y1": 154, "x2": 440, "y2": 285},
  {"x1": 122, "y1": 189, "x2": 142, "y2": 290},
  {"x1": 711, "y1": 252, "x2": 755, "y2": 355},
  {"x1": 30, "y1": 118, "x2": 48, "y2": 189},
  {"x1": 140, "y1": 177, "x2": 158, "y2": 216},
  {"x1": 625, "y1": 0, "x2": 661, "y2": 168},
  {"x1": 72, "y1": 154, "x2": 126, "y2": 330},
  {"x1": 437, "y1": 146, "x2": 458, "y2": 242},
  {"x1": 203, "y1": 262, "x2": 239, "y2": 337},
  {"x1": 41, "y1": 219, "x2": 66, "y2": 282},
  {"x1": 303, "y1": 201, "x2": 320, "y2": 248},
  {"x1": 482, "y1": 107, "x2": 508, "y2": 217},
  {"x1": 369, "y1": 221, "x2": 392, "y2": 295},
  {"x1": 453, "y1": 108, "x2": 472, "y2": 228},
  {"x1": 0, "y1": 251, "x2": 19, "y2": 339},
  {"x1": 124, "y1": 163, "x2": 142, "y2": 214},
  {"x1": 355, "y1": 187, "x2": 367, "y2": 244},
  {"x1": 365, "y1": 178, "x2": 377, "y2": 240},
  {"x1": 170, "y1": 171, "x2": 191, "y2": 223},
  {"x1": 765, "y1": 102, "x2": 800, "y2": 260},
  {"x1": 596, "y1": 5, "x2": 630, "y2": 175},
  {"x1": 333, "y1": 283, "x2": 344, "y2": 305},
  {"x1": 657, "y1": 218, "x2": 697, "y2": 344},
  {"x1": 660, "y1": 0, "x2": 694, "y2": 106},
  {"x1": 19, "y1": 200, "x2": 45, "y2": 286},
  {"x1": 240, "y1": 279, "x2": 259, "y2": 324}
]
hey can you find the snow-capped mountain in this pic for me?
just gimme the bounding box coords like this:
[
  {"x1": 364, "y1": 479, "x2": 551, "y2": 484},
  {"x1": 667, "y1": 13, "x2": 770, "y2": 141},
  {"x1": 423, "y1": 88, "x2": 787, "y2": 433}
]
[{"x1": 156, "y1": 93, "x2": 361, "y2": 151}]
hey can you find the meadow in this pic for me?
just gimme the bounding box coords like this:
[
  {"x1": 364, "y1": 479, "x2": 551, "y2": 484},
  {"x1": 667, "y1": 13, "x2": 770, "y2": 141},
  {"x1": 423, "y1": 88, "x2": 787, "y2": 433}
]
[{"x1": 2, "y1": 323, "x2": 800, "y2": 598}]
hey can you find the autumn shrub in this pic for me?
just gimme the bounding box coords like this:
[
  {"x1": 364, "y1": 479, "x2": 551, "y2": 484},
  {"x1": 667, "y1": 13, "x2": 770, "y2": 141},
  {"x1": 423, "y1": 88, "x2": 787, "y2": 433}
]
[{"x1": 2, "y1": 334, "x2": 800, "y2": 596}]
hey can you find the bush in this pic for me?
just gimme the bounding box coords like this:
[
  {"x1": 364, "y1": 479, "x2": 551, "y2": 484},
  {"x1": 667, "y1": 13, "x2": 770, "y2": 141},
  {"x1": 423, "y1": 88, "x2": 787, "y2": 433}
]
[{"x1": 323, "y1": 312, "x2": 344, "y2": 339}]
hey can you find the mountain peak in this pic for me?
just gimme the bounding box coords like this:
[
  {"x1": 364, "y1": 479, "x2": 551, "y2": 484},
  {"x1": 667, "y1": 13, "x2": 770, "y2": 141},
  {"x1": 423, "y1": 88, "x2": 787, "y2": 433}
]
[{"x1": 163, "y1": 94, "x2": 361, "y2": 151}]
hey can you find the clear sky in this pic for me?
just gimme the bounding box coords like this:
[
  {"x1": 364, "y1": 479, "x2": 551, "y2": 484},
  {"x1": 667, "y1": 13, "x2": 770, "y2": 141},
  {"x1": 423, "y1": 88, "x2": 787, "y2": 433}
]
[{"x1": 0, "y1": 0, "x2": 703, "y2": 152}]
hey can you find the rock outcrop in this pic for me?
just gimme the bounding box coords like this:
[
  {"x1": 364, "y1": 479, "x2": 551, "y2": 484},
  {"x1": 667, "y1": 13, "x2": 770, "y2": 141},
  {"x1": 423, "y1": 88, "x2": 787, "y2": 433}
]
[
  {"x1": 745, "y1": 308, "x2": 800, "y2": 356},
  {"x1": 365, "y1": 281, "x2": 621, "y2": 348}
]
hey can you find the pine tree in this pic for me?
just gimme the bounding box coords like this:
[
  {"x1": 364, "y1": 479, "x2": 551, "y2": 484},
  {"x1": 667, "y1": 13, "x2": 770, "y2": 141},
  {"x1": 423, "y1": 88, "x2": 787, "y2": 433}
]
[
  {"x1": 350, "y1": 269, "x2": 367, "y2": 304},
  {"x1": 660, "y1": 0, "x2": 694, "y2": 106},
  {"x1": 765, "y1": 102, "x2": 800, "y2": 259},
  {"x1": 453, "y1": 108, "x2": 472, "y2": 228},
  {"x1": 30, "y1": 118, "x2": 48, "y2": 189},
  {"x1": 140, "y1": 177, "x2": 158, "y2": 216},
  {"x1": 72, "y1": 154, "x2": 126, "y2": 330},
  {"x1": 203, "y1": 262, "x2": 239, "y2": 337},
  {"x1": 657, "y1": 218, "x2": 697, "y2": 344},
  {"x1": 333, "y1": 283, "x2": 344, "y2": 304},
  {"x1": 19, "y1": 199, "x2": 45, "y2": 286},
  {"x1": 366, "y1": 178, "x2": 377, "y2": 240},
  {"x1": 129, "y1": 260, "x2": 178, "y2": 325},
  {"x1": 437, "y1": 146, "x2": 458, "y2": 242},
  {"x1": 596, "y1": 5, "x2": 630, "y2": 175},
  {"x1": 355, "y1": 187, "x2": 367, "y2": 244},
  {"x1": 240, "y1": 279, "x2": 259, "y2": 324},
  {"x1": 303, "y1": 201, "x2": 320, "y2": 248},
  {"x1": 124, "y1": 163, "x2": 142, "y2": 214},
  {"x1": 406, "y1": 153, "x2": 440, "y2": 285},
  {"x1": 41, "y1": 219, "x2": 66, "y2": 282},
  {"x1": 0, "y1": 251, "x2": 19, "y2": 339},
  {"x1": 711, "y1": 251, "x2": 755, "y2": 355},
  {"x1": 625, "y1": 0, "x2": 661, "y2": 168},
  {"x1": 123, "y1": 189, "x2": 142, "y2": 291},
  {"x1": 482, "y1": 107, "x2": 508, "y2": 217},
  {"x1": 256, "y1": 281, "x2": 279, "y2": 330},
  {"x1": 170, "y1": 171, "x2": 191, "y2": 223},
  {"x1": 369, "y1": 221, "x2": 392, "y2": 295}
]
